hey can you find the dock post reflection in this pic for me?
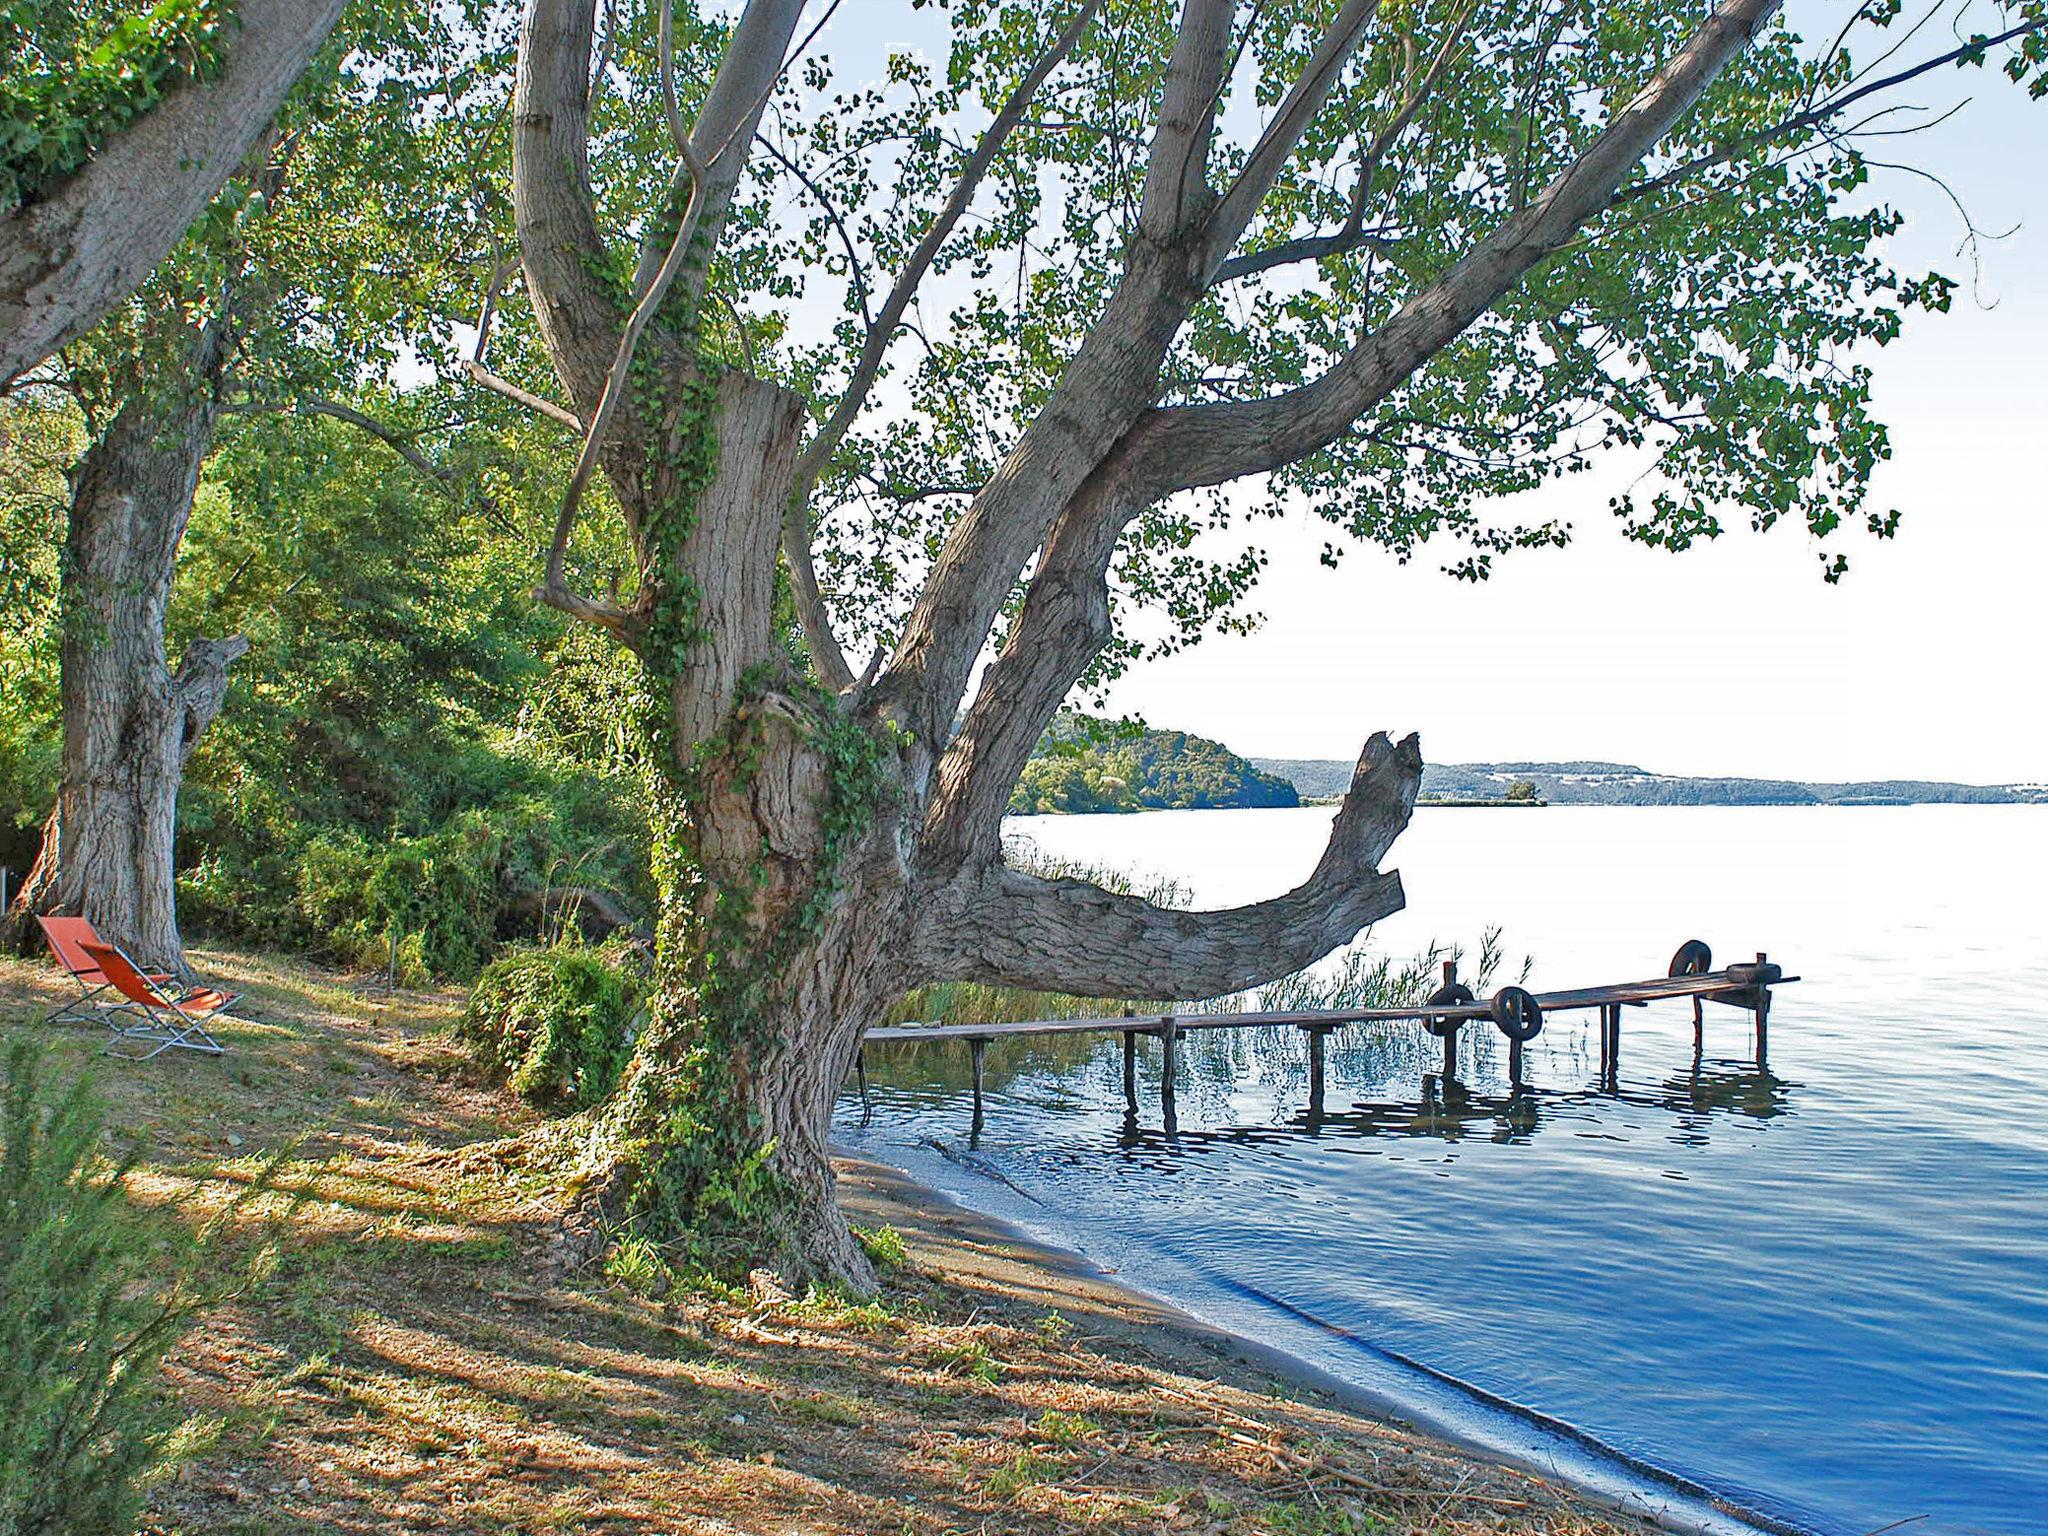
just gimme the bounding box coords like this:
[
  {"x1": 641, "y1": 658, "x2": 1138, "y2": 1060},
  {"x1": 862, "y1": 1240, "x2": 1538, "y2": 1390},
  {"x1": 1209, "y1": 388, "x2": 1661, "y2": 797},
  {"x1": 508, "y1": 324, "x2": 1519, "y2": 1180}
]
[
  {"x1": 1160, "y1": 1016, "x2": 1180, "y2": 1140},
  {"x1": 969, "y1": 1038, "x2": 986, "y2": 1145}
]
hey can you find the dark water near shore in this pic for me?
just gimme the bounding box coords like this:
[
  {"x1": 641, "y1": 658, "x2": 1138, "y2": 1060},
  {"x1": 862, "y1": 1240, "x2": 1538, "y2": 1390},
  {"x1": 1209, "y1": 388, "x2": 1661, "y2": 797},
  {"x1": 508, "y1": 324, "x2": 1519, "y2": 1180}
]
[{"x1": 833, "y1": 805, "x2": 2048, "y2": 1536}]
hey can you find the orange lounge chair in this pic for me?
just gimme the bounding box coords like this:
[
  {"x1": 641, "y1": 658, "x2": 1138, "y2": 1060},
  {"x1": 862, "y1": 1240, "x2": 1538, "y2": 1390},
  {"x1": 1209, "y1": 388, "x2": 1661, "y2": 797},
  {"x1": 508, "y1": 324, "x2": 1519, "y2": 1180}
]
[
  {"x1": 34, "y1": 913, "x2": 184, "y2": 1026},
  {"x1": 78, "y1": 939, "x2": 235, "y2": 1060}
]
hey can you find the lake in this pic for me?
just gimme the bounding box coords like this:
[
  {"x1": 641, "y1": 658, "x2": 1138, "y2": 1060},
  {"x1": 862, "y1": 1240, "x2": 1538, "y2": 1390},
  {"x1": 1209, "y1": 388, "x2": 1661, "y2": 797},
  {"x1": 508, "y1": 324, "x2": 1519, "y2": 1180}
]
[{"x1": 833, "y1": 805, "x2": 2048, "y2": 1536}]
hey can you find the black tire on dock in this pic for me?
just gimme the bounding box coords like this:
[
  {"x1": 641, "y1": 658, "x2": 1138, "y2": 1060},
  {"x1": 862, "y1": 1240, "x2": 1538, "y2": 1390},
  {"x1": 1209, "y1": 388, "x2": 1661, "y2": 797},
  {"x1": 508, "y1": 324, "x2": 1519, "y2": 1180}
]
[
  {"x1": 1725, "y1": 960, "x2": 1782, "y2": 986},
  {"x1": 1423, "y1": 981, "x2": 1475, "y2": 1037},
  {"x1": 1490, "y1": 986, "x2": 1544, "y2": 1042},
  {"x1": 1669, "y1": 939, "x2": 1713, "y2": 977}
]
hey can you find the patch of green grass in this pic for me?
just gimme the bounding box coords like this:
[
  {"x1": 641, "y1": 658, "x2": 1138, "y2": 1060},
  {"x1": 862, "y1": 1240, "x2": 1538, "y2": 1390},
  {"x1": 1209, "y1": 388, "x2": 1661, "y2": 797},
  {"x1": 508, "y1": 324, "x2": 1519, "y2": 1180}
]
[
  {"x1": 984, "y1": 1448, "x2": 1060, "y2": 1500},
  {"x1": 604, "y1": 1233, "x2": 671, "y2": 1297},
  {"x1": 852, "y1": 1222, "x2": 909, "y2": 1270},
  {"x1": 1034, "y1": 1310, "x2": 1072, "y2": 1343},
  {"x1": 785, "y1": 1390, "x2": 864, "y2": 1427},
  {"x1": 927, "y1": 1338, "x2": 1001, "y2": 1383},
  {"x1": 1033, "y1": 1408, "x2": 1097, "y2": 1445}
]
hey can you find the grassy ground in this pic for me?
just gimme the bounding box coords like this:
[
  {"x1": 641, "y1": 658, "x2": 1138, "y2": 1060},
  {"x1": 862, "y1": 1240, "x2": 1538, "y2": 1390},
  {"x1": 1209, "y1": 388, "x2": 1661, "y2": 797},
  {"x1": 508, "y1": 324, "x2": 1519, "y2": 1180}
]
[{"x1": 0, "y1": 948, "x2": 1654, "y2": 1536}]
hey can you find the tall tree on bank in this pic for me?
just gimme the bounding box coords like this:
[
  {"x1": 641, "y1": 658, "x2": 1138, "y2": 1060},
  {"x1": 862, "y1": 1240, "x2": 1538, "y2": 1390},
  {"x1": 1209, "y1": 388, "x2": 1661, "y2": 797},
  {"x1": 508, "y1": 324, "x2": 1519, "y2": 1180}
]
[
  {"x1": 9, "y1": 3, "x2": 505, "y2": 973},
  {"x1": 0, "y1": 0, "x2": 348, "y2": 387},
  {"x1": 496, "y1": 0, "x2": 2043, "y2": 1282}
]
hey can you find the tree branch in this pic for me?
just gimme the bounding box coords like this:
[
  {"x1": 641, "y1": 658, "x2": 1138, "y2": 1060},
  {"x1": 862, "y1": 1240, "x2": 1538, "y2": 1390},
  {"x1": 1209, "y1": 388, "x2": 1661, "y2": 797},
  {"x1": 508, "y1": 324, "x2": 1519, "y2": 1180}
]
[
  {"x1": 1137, "y1": 0, "x2": 1238, "y2": 241},
  {"x1": 0, "y1": 0, "x2": 347, "y2": 385},
  {"x1": 783, "y1": 0, "x2": 1102, "y2": 694},
  {"x1": 1210, "y1": 0, "x2": 1478, "y2": 286},
  {"x1": 918, "y1": 458, "x2": 1133, "y2": 871},
  {"x1": 1610, "y1": 14, "x2": 2048, "y2": 209},
  {"x1": 462, "y1": 358, "x2": 584, "y2": 430},
  {"x1": 915, "y1": 732, "x2": 1421, "y2": 998},
  {"x1": 1203, "y1": 0, "x2": 1383, "y2": 267},
  {"x1": 524, "y1": 0, "x2": 808, "y2": 631},
  {"x1": 1137, "y1": 0, "x2": 1788, "y2": 500},
  {"x1": 879, "y1": 0, "x2": 1246, "y2": 748}
]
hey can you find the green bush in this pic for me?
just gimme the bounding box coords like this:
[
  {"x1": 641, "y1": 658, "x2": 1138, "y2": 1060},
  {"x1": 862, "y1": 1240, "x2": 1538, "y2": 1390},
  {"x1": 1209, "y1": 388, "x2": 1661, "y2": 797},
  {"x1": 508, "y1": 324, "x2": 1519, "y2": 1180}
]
[
  {"x1": 0, "y1": 1042, "x2": 197, "y2": 1535},
  {"x1": 462, "y1": 943, "x2": 644, "y2": 1112}
]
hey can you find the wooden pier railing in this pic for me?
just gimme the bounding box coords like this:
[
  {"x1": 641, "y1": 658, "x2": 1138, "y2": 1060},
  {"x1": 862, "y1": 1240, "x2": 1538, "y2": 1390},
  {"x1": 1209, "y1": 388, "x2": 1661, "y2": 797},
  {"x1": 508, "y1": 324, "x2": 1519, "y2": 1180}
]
[{"x1": 857, "y1": 941, "x2": 1795, "y2": 1134}]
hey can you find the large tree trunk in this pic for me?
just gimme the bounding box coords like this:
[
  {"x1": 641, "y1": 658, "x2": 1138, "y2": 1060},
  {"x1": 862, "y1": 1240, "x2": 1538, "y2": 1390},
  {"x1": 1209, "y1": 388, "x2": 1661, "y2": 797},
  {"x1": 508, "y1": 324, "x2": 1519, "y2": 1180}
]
[
  {"x1": 548, "y1": 371, "x2": 915, "y2": 1289},
  {"x1": 12, "y1": 324, "x2": 244, "y2": 977}
]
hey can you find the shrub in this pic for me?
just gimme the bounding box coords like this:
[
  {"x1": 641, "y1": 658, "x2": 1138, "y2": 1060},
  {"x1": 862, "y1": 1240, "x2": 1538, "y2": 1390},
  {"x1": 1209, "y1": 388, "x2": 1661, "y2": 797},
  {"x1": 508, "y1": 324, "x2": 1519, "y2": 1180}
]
[
  {"x1": 462, "y1": 943, "x2": 643, "y2": 1112},
  {"x1": 0, "y1": 1043, "x2": 195, "y2": 1535}
]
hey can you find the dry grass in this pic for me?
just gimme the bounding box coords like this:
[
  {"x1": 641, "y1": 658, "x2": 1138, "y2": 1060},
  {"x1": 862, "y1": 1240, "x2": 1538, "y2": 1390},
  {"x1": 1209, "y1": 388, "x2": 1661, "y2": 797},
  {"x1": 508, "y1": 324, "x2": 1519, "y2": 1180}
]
[{"x1": 0, "y1": 948, "x2": 1655, "y2": 1536}]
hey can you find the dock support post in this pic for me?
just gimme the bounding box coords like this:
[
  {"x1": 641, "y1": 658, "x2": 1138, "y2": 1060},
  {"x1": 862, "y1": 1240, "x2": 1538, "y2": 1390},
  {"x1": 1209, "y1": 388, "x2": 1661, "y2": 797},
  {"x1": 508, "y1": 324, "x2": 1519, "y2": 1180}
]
[
  {"x1": 1597, "y1": 1004, "x2": 1610, "y2": 1081},
  {"x1": 1121, "y1": 1027, "x2": 1138, "y2": 1112},
  {"x1": 1606, "y1": 1004, "x2": 1622, "y2": 1087},
  {"x1": 1307, "y1": 1026, "x2": 1326, "y2": 1119},
  {"x1": 856, "y1": 1050, "x2": 871, "y2": 1125},
  {"x1": 969, "y1": 1038, "x2": 987, "y2": 1142},
  {"x1": 1508, "y1": 1036, "x2": 1525, "y2": 1090},
  {"x1": 1160, "y1": 1016, "x2": 1179, "y2": 1137},
  {"x1": 1753, "y1": 956, "x2": 1771, "y2": 1066}
]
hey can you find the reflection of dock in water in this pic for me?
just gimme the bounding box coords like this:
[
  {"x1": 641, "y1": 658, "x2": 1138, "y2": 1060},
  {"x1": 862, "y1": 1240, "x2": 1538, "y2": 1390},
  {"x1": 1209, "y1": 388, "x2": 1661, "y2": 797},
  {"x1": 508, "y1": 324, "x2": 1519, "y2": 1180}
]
[
  {"x1": 859, "y1": 940, "x2": 1797, "y2": 1145},
  {"x1": 1099, "y1": 1060, "x2": 1795, "y2": 1163}
]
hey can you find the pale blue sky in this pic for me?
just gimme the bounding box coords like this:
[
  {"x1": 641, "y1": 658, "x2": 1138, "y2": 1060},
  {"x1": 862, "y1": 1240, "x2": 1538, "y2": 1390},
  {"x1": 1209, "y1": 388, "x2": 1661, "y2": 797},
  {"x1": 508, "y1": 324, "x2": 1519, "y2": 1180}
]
[{"x1": 795, "y1": 2, "x2": 2047, "y2": 782}]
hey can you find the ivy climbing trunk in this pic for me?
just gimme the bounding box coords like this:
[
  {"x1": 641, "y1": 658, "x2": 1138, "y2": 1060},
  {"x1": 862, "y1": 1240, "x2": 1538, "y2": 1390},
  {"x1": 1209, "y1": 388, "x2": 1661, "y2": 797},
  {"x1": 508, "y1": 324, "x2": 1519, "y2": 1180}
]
[
  {"x1": 12, "y1": 320, "x2": 245, "y2": 977},
  {"x1": 553, "y1": 370, "x2": 917, "y2": 1288}
]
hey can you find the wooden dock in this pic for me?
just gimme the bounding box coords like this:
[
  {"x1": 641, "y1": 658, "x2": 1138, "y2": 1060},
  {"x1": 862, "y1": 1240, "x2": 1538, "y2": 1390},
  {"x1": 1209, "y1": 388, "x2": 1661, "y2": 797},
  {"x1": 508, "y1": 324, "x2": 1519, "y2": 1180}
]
[{"x1": 858, "y1": 943, "x2": 1796, "y2": 1135}]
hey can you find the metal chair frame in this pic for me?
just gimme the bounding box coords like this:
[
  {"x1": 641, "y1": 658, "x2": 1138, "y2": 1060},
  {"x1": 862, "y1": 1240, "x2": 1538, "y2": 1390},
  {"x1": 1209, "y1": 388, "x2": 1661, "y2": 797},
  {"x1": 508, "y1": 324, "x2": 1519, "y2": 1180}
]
[{"x1": 77, "y1": 939, "x2": 235, "y2": 1061}]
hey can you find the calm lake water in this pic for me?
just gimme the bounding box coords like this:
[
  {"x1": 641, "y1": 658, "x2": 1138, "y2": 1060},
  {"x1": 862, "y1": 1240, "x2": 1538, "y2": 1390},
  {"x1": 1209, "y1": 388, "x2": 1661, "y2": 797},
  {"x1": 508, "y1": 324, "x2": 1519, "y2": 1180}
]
[{"x1": 834, "y1": 805, "x2": 2048, "y2": 1536}]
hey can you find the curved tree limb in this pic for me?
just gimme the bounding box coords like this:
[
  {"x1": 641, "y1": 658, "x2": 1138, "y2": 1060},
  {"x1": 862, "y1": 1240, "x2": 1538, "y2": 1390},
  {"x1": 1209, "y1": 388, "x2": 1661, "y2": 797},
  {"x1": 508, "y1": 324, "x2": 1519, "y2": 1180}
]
[
  {"x1": 915, "y1": 732, "x2": 1421, "y2": 999},
  {"x1": 0, "y1": 0, "x2": 346, "y2": 386}
]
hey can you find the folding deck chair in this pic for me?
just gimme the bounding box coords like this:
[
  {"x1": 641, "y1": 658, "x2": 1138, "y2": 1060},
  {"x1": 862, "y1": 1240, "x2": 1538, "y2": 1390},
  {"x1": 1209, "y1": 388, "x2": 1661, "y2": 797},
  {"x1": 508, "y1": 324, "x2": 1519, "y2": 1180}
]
[
  {"x1": 35, "y1": 913, "x2": 183, "y2": 1026},
  {"x1": 78, "y1": 939, "x2": 236, "y2": 1061}
]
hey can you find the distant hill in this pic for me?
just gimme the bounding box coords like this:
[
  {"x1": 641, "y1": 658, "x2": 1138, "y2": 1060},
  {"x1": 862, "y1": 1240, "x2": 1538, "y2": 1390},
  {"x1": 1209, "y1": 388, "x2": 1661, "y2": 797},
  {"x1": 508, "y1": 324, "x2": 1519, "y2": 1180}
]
[
  {"x1": 1013, "y1": 713, "x2": 1298, "y2": 814},
  {"x1": 1254, "y1": 758, "x2": 2048, "y2": 807}
]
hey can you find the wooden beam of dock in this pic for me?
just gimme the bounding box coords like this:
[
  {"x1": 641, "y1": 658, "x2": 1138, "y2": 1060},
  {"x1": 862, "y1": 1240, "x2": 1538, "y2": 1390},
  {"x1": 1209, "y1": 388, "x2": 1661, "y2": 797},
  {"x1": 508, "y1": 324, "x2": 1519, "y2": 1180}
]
[{"x1": 863, "y1": 966, "x2": 1796, "y2": 1046}]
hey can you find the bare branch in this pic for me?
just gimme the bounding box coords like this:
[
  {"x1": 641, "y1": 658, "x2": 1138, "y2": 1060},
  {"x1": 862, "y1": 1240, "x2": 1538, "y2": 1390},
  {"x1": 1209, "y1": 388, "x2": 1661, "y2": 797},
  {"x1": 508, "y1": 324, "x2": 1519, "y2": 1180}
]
[
  {"x1": 462, "y1": 359, "x2": 584, "y2": 430},
  {"x1": 783, "y1": 0, "x2": 1102, "y2": 692},
  {"x1": 915, "y1": 733, "x2": 1421, "y2": 998},
  {"x1": 1211, "y1": 0, "x2": 1478, "y2": 286},
  {"x1": 1203, "y1": 0, "x2": 1383, "y2": 266},
  {"x1": 1611, "y1": 14, "x2": 2048, "y2": 208}
]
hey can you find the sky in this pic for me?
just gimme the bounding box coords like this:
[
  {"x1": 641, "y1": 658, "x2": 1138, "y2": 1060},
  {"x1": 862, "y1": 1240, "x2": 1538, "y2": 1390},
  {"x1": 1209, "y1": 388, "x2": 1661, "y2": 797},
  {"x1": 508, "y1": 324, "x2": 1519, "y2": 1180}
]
[{"x1": 795, "y1": 3, "x2": 2048, "y2": 784}]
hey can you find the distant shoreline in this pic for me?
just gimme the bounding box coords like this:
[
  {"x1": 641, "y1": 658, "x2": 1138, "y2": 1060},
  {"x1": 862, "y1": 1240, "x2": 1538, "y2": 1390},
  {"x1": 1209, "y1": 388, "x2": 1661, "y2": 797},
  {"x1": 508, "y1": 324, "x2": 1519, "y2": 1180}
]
[{"x1": 1259, "y1": 758, "x2": 2047, "y2": 809}]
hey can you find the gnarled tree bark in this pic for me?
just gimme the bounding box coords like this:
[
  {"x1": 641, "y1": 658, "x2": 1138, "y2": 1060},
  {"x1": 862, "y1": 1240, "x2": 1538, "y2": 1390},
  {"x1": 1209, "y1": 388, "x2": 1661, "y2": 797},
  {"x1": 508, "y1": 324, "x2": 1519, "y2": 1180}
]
[{"x1": 10, "y1": 318, "x2": 244, "y2": 977}]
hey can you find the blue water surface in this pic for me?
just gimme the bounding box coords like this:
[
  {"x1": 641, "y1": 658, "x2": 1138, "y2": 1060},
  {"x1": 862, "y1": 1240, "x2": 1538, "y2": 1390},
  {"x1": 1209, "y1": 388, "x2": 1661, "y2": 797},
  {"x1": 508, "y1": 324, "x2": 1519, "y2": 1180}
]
[{"x1": 834, "y1": 805, "x2": 2048, "y2": 1536}]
